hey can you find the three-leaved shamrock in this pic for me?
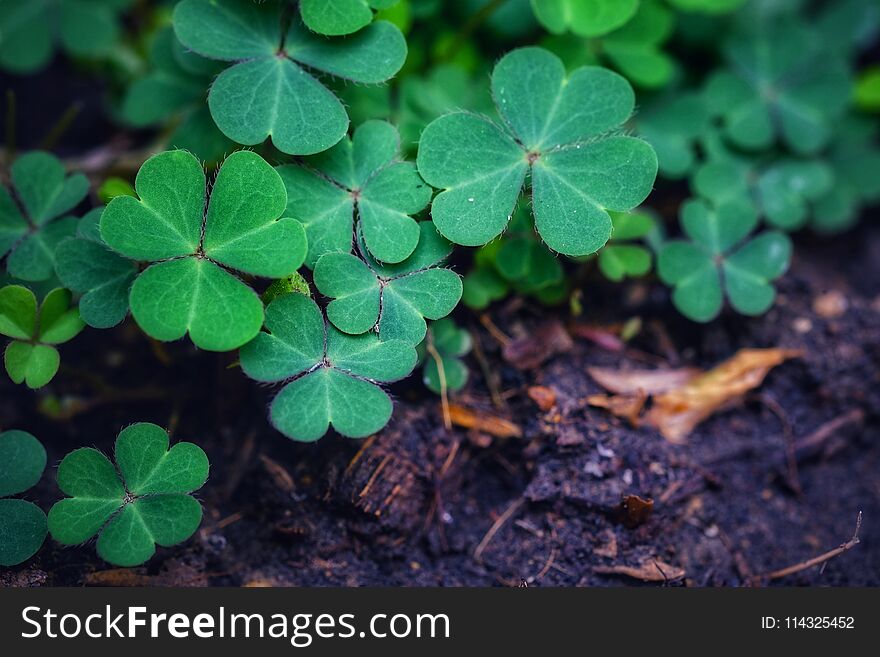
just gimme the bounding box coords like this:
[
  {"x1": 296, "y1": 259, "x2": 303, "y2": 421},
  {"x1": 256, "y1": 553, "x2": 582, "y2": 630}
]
[
  {"x1": 1, "y1": 286, "x2": 84, "y2": 388},
  {"x1": 313, "y1": 222, "x2": 462, "y2": 345},
  {"x1": 299, "y1": 0, "x2": 400, "y2": 36},
  {"x1": 417, "y1": 47, "x2": 657, "y2": 257},
  {"x1": 705, "y1": 24, "x2": 851, "y2": 155},
  {"x1": 100, "y1": 150, "x2": 307, "y2": 351},
  {"x1": 55, "y1": 208, "x2": 138, "y2": 329},
  {"x1": 173, "y1": 0, "x2": 406, "y2": 155},
  {"x1": 658, "y1": 199, "x2": 792, "y2": 322},
  {"x1": 48, "y1": 423, "x2": 209, "y2": 567},
  {"x1": 240, "y1": 292, "x2": 417, "y2": 442},
  {"x1": 277, "y1": 121, "x2": 432, "y2": 266},
  {"x1": 1, "y1": 151, "x2": 88, "y2": 281},
  {"x1": 0, "y1": 430, "x2": 47, "y2": 566}
]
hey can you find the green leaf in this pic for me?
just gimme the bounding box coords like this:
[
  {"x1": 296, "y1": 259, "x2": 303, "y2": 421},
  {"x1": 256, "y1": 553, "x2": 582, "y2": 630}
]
[
  {"x1": 530, "y1": 0, "x2": 638, "y2": 38},
  {"x1": 280, "y1": 121, "x2": 430, "y2": 265},
  {"x1": 462, "y1": 266, "x2": 509, "y2": 310},
  {"x1": 102, "y1": 150, "x2": 305, "y2": 351},
  {"x1": 658, "y1": 200, "x2": 792, "y2": 322},
  {"x1": 174, "y1": 0, "x2": 406, "y2": 155},
  {"x1": 0, "y1": 430, "x2": 46, "y2": 497},
  {"x1": 0, "y1": 499, "x2": 47, "y2": 566},
  {"x1": 639, "y1": 93, "x2": 711, "y2": 178},
  {"x1": 12, "y1": 152, "x2": 89, "y2": 225},
  {"x1": 240, "y1": 292, "x2": 417, "y2": 442},
  {"x1": 0, "y1": 285, "x2": 37, "y2": 339},
  {"x1": 4, "y1": 341, "x2": 60, "y2": 389},
  {"x1": 421, "y1": 318, "x2": 471, "y2": 394},
  {"x1": 48, "y1": 425, "x2": 208, "y2": 567},
  {"x1": 313, "y1": 222, "x2": 461, "y2": 344},
  {"x1": 300, "y1": 0, "x2": 399, "y2": 36},
  {"x1": 55, "y1": 210, "x2": 137, "y2": 329},
  {"x1": 129, "y1": 258, "x2": 264, "y2": 352},
  {"x1": 418, "y1": 47, "x2": 656, "y2": 256},
  {"x1": 37, "y1": 287, "x2": 85, "y2": 344}
]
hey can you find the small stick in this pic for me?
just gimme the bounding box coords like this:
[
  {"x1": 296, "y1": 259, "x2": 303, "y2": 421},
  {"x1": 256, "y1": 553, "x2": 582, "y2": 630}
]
[
  {"x1": 39, "y1": 102, "x2": 83, "y2": 151},
  {"x1": 474, "y1": 497, "x2": 525, "y2": 562},
  {"x1": 479, "y1": 313, "x2": 512, "y2": 346},
  {"x1": 425, "y1": 339, "x2": 452, "y2": 430},
  {"x1": 469, "y1": 328, "x2": 504, "y2": 409},
  {"x1": 756, "y1": 512, "x2": 863, "y2": 582}
]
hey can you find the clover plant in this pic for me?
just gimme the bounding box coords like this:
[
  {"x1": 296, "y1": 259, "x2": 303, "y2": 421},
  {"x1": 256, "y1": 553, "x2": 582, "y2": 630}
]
[
  {"x1": 638, "y1": 92, "x2": 711, "y2": 179},
  {"x1": 658, "y1": 199, "x2": 792, "y2": 322},
  {"x1": 48, "y1": 423, "x2": 209, "y2": 567},
  {"x1": 313, "y1": 222, "x2": 462, "y2": 345},
  {"x1": 0, "y1": 430, "x2": 47, "y2": 566},
  {"x1": 0, "y1": 0, "x2": 132, "y2": 73},
  {"x1": 1, "y1": 286, "x2": 84, "y2": 388},
  {"x1": 418, "y1": 46, "x2": 657, "y2": 257},
  {"x1": 419, "y1": 318, "x2": 472, "y2": 395},
  {"x1": 101, "y1": 149, "x2": 307, "y2": 351},
  {"x1": 1, "y1": 151, "x2": 88, "y2": 281},
  {"x1": 277, "y1": 120, "x2": 431, "y2": 266},
  {"x1": 54, "y1": 208, "x2": 137, "y2": 329},
  {"x1": 240, "y1": 292, "x2": 417, "y2": 442},
  {"x1": 529, "y1": 0, "x2": 639, "y2": 38},
  {"x1": 172, "y1": 0, "x2": 407, "y2": 155}
]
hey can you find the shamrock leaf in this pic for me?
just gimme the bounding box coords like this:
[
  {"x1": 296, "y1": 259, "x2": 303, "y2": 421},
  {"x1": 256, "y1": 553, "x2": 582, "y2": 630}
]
[
  {"x1": 705, "y1": 24, "x2": 852, "y2": 155},
  {"x1": 658, "y1": 199, "x2": 792, "y2": 322},
  {"x1": 0, "y1": 430, "x2": 48, "y2": 566},
  {"x1": 692, "y1": 153, "x2": 834, "y2": 231},
  {"x1": 240, "y1": 292, "x2": 417, "y2": 442},
  {"x1": 494, "y1": 236, "x2": 565, "y2": 298},
  {"x1": 639, "y1": 92, "x2": 711, "y2": 178},
  {"x1": 173, "y1": 0, "x2": 407, "y2": 155},
  {"x1": 419, "y1": 318, "x2": 471, "y2": 394},
  {"x1": 1, "y1": 151, "x2": 88, "y2": 281},
  {"x1": 530, "y1": 0, "x2": 638, "y2": 38},
  {"x1": 1, "y1": 285, "x2": 84, "y2": 388},
  {"x1": 462, "y1": 265, "x2": 509, "y2": 310},
  {"x1": 313, "y1": 222, "x2": 462, "y2": 345},
  {"x1": 598, "y1": 211, "x2": 655, "y2": 282},
  {"x1": 121, "y1": 27, "x2": 232, "y2": 164},
  {"x1": 100, "y1": 150, "x2": 307, "y2": 351},
  {"x1": 300, "y1": 0, "x2": 400, "y2": 36},
  {"x1": 666, "y1": 0, "x2": 745, "y2": 12},
  {"x1": 48, "y1": 423, "x2": 209, "y2": 567},
  {"x1": 417, "y1": 47, "x2": 657, "y2": 257},
  {"x1": 55, "y1": 208, "x2": 138, "y2": 329},
  {"x1": 0, "y1": 0, "x2": 132, "y2": 74},
  {"x1": 278, "y1": 121, "x2": 431, "y2": 266}
]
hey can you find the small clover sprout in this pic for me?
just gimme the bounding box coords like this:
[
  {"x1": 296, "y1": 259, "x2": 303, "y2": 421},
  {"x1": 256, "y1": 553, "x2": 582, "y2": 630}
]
[
  {"x1": 530, "y1": 0, "x2": 639, "y2": 38},
  {"x1": 121, "y1": 27, "x2": 232, "y2": 164},
  {"x1": 417, "y1": 47, "x2": 657, "y2": 257},
  {"x1": 1, "y1": 151, "x2": 88, "y2": 281},
  {"x1": 0, "y1": 430, "x2": 48, "y2": 566},
  {"x1": 240, "y1": 292, "x2": 417, "y2": 442},
  {"x1": 0, "y1": 0, "x2": 132, "y2": 74},
  {"x1": 419, "y1": 318, "x2": 472, "y2": 395},
  {"x1": 54, "y1": 208, "x2": 138, "y2": 329},
  {"x1": 1, "y1": 286, "x2": 84, "y2": 388},
  {"x1": 692, "y1": 154, "x2": 834, "y2": 231},
  {"x1": 277, "y1": 121, "x2": 431, "y2": 266},
  {"x1": 658, "y1": 199, "x2": 792, "y2": 322},
  {"x1": 313, "y1": 222, "x2": 462, "y2": 345},
  {"x1": 100, "y1": 150, "x2": 307, "y2": 351},
  {"x1": 300, "y1": 0, "x2": 400, "y2": 36},
  {"x1": 705, "y1": 24, "x2": 852, "y2": 155},
  {"x1": 48, "y1": 423, "x2": 209, "y2": 567},
  {"x1": 598, "y1": 211, "x2": 655, "y2": 282},
  {"x1": 173, "y1": 0, "x2": 407, "y2": 155}
]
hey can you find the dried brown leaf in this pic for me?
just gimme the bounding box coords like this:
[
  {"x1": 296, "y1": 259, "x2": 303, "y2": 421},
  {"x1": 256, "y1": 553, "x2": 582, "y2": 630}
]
[
  {"x1": 527, "y1": 385, "x2": 557, "y2": 411},
  {"x1": 586, "y1": 391, "x2": 646, "y2": 426},
  {"x1": 588, "y1": 366, "x2": 700, "y2": 395},
  {"x1": 503, "y1": 321, "x2": 573, "y2": 369},
  {"x1": 594, "y1": 558, "x2": 685, "y2": 582},
  {"x1": 646, "y1": 348, "x2": 802, "y2": 443},
  {"x1": 448, "y1": 404, "x2": 523, "y2": 438}
]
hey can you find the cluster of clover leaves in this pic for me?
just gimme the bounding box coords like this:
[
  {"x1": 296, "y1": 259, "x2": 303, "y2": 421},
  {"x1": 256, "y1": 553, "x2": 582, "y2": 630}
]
[{"x1": 0, "y1": 424, "x2": 208, "y2": 568}]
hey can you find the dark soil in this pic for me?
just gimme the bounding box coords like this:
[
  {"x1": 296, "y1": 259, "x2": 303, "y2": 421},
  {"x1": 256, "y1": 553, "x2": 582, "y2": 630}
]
[{"x1": 2, "y1": 58, "x2": 880, "y2": 588}]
